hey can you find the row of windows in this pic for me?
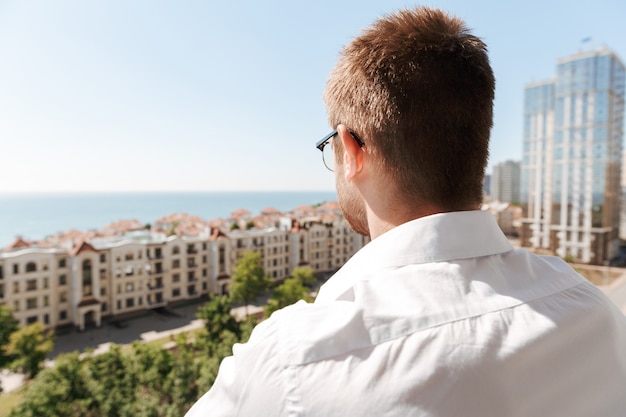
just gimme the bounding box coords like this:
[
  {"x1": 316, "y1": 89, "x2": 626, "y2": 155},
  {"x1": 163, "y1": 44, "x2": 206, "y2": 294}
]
[
  {"x1": 2, "y1": 233, "x2": 348, "y2": 282},
  {"x1": 12, "y1": 295, "x2": 50, "y2": 311},
  {"x1": 116, "y1": 297, "x2": 143, "y2": 310},
  {"x1": 114, "y1": 244, "x2": 207, "y2": 262}
]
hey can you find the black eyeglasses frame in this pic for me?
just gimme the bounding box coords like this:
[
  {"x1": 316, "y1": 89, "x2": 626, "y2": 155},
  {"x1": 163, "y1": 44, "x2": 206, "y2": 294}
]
[{"x1": 315, "y1": 128, "x2": 365, "y2": 171}]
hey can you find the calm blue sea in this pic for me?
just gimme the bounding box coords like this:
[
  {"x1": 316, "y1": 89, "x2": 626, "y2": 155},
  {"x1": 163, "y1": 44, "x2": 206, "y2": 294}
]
[{"x1": 0, "y1": 191, "x2": 338, "y2": 247}]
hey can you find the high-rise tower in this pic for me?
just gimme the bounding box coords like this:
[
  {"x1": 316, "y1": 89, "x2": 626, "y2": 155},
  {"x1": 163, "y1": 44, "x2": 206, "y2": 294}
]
[
  {"x1": 491, "y1": 160, "x2": 521, "y2": 203},
  {"x1": 520, "y1": 47, "x2": 625, "y2": 264}
]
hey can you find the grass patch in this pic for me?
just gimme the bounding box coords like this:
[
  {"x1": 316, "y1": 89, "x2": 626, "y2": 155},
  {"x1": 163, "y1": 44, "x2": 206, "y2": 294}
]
[
  {"x1": 0, "y1": 389, "x2": 24, "y2": 417},
  {"x1": 113, "y1": 327, "x2": 204, "y2": 354},
  {"x1": 146, "y1": 327, "x2": 204, "y2": 348}
]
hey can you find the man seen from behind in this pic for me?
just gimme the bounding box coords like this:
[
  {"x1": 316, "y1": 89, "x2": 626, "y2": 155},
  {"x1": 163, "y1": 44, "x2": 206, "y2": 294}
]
[{"x1": 186, "y1": 7, "x2": 626, "y2": 416}]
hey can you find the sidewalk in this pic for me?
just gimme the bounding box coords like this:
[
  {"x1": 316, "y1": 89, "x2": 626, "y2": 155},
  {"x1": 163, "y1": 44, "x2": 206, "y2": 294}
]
[{"x1": 0, "y1": 369, "x2": 24, "y2": 393}]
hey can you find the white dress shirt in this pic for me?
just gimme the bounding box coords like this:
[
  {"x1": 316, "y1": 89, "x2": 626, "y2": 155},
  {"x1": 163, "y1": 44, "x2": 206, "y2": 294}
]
[{"x1": 186, "y1": 210, "x2": 626, "y2": 417}]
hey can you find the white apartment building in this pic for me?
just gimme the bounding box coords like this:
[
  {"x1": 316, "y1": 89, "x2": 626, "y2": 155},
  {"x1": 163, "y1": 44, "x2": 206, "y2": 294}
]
[{"x1": 0, "y1": 209, "x2": 366, "y2": 330}]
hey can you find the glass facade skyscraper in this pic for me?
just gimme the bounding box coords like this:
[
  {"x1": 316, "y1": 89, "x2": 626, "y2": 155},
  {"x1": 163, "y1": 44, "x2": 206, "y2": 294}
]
[{"x1": 521, "y1": 47, "x2": 625, "y2": 264}]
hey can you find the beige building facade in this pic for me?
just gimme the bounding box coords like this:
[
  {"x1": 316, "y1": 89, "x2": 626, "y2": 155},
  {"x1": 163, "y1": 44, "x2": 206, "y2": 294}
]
[{"x1": 0, "y1": 208, "x2": 367, "y2": 330}]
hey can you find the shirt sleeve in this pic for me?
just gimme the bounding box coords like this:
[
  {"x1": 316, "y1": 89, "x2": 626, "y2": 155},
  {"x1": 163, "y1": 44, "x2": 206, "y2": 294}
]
[{"x1": 184, "y1": 316, "x2": 287, "y2": 417}]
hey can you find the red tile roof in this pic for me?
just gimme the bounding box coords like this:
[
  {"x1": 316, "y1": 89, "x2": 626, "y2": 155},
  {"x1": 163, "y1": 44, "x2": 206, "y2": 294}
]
[
  {"x1": 261, "y1": 207, "x2": 281, "y2": 215},
  {"x1": 104, "y1": 219, "x2": 144, "y2": 233},
  {"x1": 70, "y1": 240, "x2": 98, "y2": 256},
  {"x1": 6, "y1": 236, "x2": 30, "y2": 249},
  {"x1": 231, "y1": 208, "x2": 251, "y2": 218}
]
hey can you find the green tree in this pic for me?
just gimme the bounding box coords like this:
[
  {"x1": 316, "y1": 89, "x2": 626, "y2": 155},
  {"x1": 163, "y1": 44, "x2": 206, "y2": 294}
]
[
  {"x1": 86, "y1": 344, "x2": 136, "y2": 416},
  {"x1": 162, "y1": 333, "x2": 199, "y2": 415},
  {"x1": 0, "y1": 304, "x2": 19, "y2": 367},
  {"x1": 230, "y1": 251, "x2": 270, "y2": 317},
  {"x1": 265, "y1": 277, "x2": 313, "y2": 317},
  {"x1": 130, "y1": 341, "x2": 174, "y2": 392},
  {"x1": 6, "y1": 322, "x2": 54, "y2": 379},
  {"x1": 196, "y1": 295, "x2": 240, "y2": 355},
  {"x1": 9, "y1": 352, "x2": 93, "y2": 416},
  {"x1": 291, "y1": 266, "x2": 316, "y2": 287}
]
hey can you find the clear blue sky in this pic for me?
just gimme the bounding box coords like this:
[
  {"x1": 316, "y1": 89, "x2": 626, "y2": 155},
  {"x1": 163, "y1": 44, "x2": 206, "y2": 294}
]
[{"x1": 1, "y1": 0, "x2": 624, "y2": 193}]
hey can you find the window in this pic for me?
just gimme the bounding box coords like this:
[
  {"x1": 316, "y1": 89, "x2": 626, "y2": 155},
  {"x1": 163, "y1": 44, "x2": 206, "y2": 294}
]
[
  {"x1": 101, "y1": 288, "x2": 106, "y2": 296},
  {"x1": 26, "y1": 279, "x2": 37, "y2": 291},
  {"x1": 83, "y1": 259, "x2": 93, "y2": 296},
  {"x1": 26, "y1": 262, "x2": 37, "y2": 273},
  {"x1": 172, "y1": 259, "x2": 180, "y2": 269},
  {"x1": 43, "y1": 277, "x2": 49, "y2": 289},
  {"x1": 13, "y1": 264, "x2": 19, "y2": 274},
  {"x1": 44, "y1": 295, "x2": 49, "y2": 307},
  {"x1": 101, "y1": 302, "x2": 108, "y2": 312},
  {"x1": 219, "y1": 247, "x2": 226, "y2": 273},
  {"x1": 126, "y1": 298, "x2": 134, "y2": 308},
  {"x1": 27, "y1": 316, "x2": 37, "y2": 324},
  {"x1": 172, "y1": 246, "x2": 180, "y2": 255},
  {"x1": 173, "y1": 288, "x2": 181, "y2": 297},
  {"x1": 60, "y1": 292, "x2": 67, "y2": 303},
  {"x1": 173, "y1": 273, "x2": 180, "y2": 283},
  {"x1": 60, "y1": 310, "x2": 67, "y2": 320},
  {"x1": 59, "y1": 258, "x2": 67, "y2": 268},
  {"x1": 126, "y1": 283, "x2": 134, "y2": 293},
  {"x1": 59, "y1": 274, "x2": 67, "y2": 286},
  {"x1": 125, "y1": 252, "x2": 134, "y2": 261},
  {"x1": 100, "y1": 254, "x2": 106, "y2": 263},
  {"x1": 26, "y1": 297, "x2": 37, "y2": 310}
]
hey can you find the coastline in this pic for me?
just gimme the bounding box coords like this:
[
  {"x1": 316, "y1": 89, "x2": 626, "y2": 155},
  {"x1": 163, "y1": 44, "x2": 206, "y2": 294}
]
[{"x1": 0, "y1": 190, "x2": 337, "y2": 247}]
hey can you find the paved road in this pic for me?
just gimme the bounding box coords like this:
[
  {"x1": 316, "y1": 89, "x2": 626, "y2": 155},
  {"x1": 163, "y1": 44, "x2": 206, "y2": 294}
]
[{"x1": 51, "y1": 302, "x2": 206, "y2": 358}]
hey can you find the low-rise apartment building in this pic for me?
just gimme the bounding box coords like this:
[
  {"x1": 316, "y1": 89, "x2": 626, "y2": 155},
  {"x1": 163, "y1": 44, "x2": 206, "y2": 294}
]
[{"x1": 0, "y1": 205, "x2": 367, "y2": 330}]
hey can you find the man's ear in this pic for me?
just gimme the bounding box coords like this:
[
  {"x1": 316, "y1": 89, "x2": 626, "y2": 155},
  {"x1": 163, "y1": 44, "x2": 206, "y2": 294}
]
[{"x1": 337, "y1": 124, "x2": 364, "y2": 180}]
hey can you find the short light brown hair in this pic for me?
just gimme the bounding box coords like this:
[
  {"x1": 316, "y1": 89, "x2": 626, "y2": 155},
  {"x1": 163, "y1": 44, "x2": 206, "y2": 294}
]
[{"x1": 324, "y1": 7, "x2": 495, "y2": 210}]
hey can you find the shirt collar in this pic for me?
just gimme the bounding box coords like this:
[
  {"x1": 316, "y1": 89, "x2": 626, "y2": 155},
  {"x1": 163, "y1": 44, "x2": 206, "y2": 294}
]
[{"x1": 315, "y1": 210, "x2": 514, "y2": 303}]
